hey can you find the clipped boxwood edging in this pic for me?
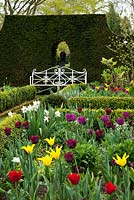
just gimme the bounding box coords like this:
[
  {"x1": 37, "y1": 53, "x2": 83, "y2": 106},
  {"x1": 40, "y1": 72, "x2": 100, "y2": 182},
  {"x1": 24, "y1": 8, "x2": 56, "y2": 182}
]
[
  {"x1": 57, "y1": 108, "x2": 134, "y2": 120},
  {"x1": 0, "y1": 85, "x2": 36, "y2": 113},
  {"x1": 68, "y1": 97, "x2": 134, "y2": 110}
]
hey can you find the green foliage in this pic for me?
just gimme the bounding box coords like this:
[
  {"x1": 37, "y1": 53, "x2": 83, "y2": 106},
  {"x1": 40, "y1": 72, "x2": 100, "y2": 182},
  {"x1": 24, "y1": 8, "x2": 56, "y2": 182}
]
[
  {"x1": 0, "y1": 15, "x2": 114, "y2": 86},
  {"x1": 0, "y1": 114, "x2": 23, "y2": 155},
  {"x1": 39, "y1": 0, "x2": 105, "y2": 15},
  {"x1": 101, "y1": 57, "x2": 130, "y2": 86},
  {"x1": 41, "y1": 93, "x2": 67, "y2": 108},
  {"x1": 74, "y1": 143, "x2": 100, "y2": 175},
  {"x1": 68, "y1": 96, "x2": 134, "y2": 109},
  {"x1": 0, "y1": 85, "x2": 36, "y2": 112},
  {"x1": 106, "y1": 2, "x2": 122, "y2": 34}
]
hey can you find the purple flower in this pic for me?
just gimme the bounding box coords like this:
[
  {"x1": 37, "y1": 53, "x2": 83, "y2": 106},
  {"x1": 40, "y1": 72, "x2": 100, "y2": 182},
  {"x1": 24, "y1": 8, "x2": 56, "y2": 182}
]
[
  {"x1": 77, "y1": 116, "x2": 86, "y2": 125},
  {"x1": 66, "y1": 139, "x2": 77, "y2": 148},
  {"x1": 15, "y1": 121, "x2": 22, "y2": 128},
  {"x1": 123, "y1": 112, "x2": 130, "y2": 119},
  {"x1": 64, "y1": 152, "x2": 74, "y2": 162},
  {"x1": 29, "y1": 135, "x2": 40, "y2": 144},
  {"x1": 116, "y1": 117, "x2": 124, "y2": 125},
  {"x1": 87, "y1": 129, "x2": 93, "y2": 135},
  {"x1": 23, "y1": 121, "x2": 30, "y2": 129},
  {"x1": 111, "y1": 159, "x2": 116, "y2": 165},
  {"x1": 66, "y1": 113, "x2": 76, "y2": 122},
  {"x1": 77, "y1": 107, "x2": 82, "y2": 113},
  {"x1": 101, "y1": 85, "x2": 105, "y2": 90},
  {"x1": 4, "y1": 127, "x2": 11, "y2": 136},
  {"x1": 105, "y1": 108, "x2": 112, "y2": 115},
  {"x1": 130, "y1": 163, "x2": 134, "y2": 168},
  {"x1": 100, "y1": 115, "x2": 110, "y2": 122}
]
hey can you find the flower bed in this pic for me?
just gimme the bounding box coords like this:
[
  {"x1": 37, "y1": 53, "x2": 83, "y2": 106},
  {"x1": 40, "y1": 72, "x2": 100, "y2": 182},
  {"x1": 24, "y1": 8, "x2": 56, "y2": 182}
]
[{"x1": 1, "y1": 98, "x2": 134, "y2": 200}]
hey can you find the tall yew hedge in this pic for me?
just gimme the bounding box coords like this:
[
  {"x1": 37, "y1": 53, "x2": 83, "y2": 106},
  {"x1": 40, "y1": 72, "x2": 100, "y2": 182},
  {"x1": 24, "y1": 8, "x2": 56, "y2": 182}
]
[{"x1": 0, "y1": 14, "x2": 114, "y2": 86}]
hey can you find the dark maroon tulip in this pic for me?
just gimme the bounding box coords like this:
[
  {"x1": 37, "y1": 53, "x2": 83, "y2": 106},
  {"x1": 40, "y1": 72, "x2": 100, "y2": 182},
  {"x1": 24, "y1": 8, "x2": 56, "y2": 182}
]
[
  {"x1": 66, "y1": 139, "x2": 77, "y2": 148},
  {"x1": 29, "y1": 135, "x2": 40, "y2": 144},
  {"x1": 95, "y1": 129, "x2": 103, "y2": 138},
  {"x1": 4, "y1": 127, "x2": 11, "y2": 136},
  {"x1": 77, "y1": 107, "x2": 82, "y2": 113},
  {"x1": 64, "y1": 152, "x2": 74, "y2": 163},
  {"x1": 105, "y1": 108, "x2": 112, "y2": 115},
  {"x1": 15, "y1": 121, "x2": 22, "y2": 128},
  {"x1": 23, "y1": 121, "x2": 30, "y2": 129}
]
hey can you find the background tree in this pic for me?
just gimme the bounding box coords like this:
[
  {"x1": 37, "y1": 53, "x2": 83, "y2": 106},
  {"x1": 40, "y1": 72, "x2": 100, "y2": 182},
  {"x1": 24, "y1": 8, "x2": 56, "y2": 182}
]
[
  {"x1": 37, "y1": 0, "x2": 106, "y2": 15},
  {"x1": 106, "y1": 0, "x2": 134, "y2": 81},
  {"x1": 0, "y1": 0, "x2": 46, "y2": 28}
]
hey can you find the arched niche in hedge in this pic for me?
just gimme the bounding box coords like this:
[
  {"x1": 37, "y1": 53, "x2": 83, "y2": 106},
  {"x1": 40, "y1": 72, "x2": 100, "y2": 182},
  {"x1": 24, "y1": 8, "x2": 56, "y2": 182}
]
[{"x1": 0, "y1": 14, "x2": 114, "y2": 86}]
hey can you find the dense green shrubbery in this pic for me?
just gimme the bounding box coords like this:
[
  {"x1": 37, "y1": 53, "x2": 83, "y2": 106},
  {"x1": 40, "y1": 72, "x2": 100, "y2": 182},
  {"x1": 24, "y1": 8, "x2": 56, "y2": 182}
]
[
  {"x1": 41, "y1": 93, "x2": 67, "y2": 108},
  {"x1": 68, "y1": 97, "x2": 134, "y2": 110},
  {"x1": 0, "y1": 114, "x2": 23, "y2": 154},
  {"x1": 0, "y1": 85, "x2": 36, "y2": 112}
]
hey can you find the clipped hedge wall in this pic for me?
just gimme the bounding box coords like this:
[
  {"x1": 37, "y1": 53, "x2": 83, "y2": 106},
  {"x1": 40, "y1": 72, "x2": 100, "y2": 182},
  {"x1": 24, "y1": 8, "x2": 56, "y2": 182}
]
[
  {"x1": 0, "y1": 15, "x2": 114, "y2": 86},
  {"x1": 57, "y1": 108, "x2": 134, "y2": 122},
  {"x1": 0, "y1": 85, "x2": 36, "y2": 112},
  {"x1": 68, "y1": 97, "x2": 134, "y2": 110},
  {"x1": 0, "y1": 114, "x2": 23, "y2": 154}
]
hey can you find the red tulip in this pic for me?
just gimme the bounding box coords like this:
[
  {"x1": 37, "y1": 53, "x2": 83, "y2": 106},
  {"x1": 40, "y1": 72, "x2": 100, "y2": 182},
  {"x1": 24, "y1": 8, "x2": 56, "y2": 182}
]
[
  {"x1": 67, "y1": 173, "x2": 80, "y2": 185},
  {"x1": 8, "y1": 170, "x2": 22, "y2": 183},
  {"x1": 105, "y1": 181, "x2": 117, "y2": 194}
]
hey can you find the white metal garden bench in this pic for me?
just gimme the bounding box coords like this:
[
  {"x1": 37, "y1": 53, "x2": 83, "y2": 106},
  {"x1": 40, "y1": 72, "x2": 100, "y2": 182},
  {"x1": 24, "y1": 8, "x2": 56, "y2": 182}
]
[{"x1": 30, "y1": 65, "x2": 87, "y2": 91}]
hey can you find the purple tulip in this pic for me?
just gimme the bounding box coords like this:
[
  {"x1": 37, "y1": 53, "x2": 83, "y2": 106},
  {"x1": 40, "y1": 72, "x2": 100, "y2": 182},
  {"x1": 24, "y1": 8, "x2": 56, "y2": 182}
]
[
  {"x1": 87, "y1": 129, "x2": 93, "y2": 135},
  {"x1": 100, "y1": 115, "x2": 110, "y2": 122},
  {"x1": 66, "y1": 113, "x2": 76, "y2": 122},
  {"x1": 117, "y1": 117, "x2": 124, "y2": 125},
  {"x1": 123, "y1": 112, "x2": 130, "y2": 119},
  {"x1": 77, "y1": 116, "x2": 86, "y2": 125}
]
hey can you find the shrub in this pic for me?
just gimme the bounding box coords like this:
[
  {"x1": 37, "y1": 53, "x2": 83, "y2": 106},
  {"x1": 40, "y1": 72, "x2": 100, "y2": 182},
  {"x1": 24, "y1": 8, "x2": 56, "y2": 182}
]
[
  {"x1": 0, "y1": 114, "x2": 24, "y2": 155},
  {"x1": 68, "y1": 97, "x2": 134, "y2": 110},
  {"x1": 0, "y1": 85, "x2": 36, "y2": 112},
  {"x1": 41, "y1": 93, "x2": 67, "y2": 108},
  {"x1": 73, "y1": 143, "x2": 100, "y2": 175}
]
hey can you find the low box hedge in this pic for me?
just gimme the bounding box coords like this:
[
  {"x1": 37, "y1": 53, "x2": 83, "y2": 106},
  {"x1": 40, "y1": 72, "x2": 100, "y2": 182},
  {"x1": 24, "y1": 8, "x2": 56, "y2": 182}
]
[
  {"x1": 68, "y1": 97, "x2": 134, "y2": 110},
  {"x1": 0, "y1": 85, "x2": 36, "y2": 113}
]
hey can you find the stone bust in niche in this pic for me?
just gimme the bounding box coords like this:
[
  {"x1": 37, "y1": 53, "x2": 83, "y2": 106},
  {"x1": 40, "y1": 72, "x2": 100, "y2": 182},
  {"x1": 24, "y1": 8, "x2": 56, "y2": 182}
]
[{"x1": 59, "y1": 51, "x2": 66, "y2": 67}]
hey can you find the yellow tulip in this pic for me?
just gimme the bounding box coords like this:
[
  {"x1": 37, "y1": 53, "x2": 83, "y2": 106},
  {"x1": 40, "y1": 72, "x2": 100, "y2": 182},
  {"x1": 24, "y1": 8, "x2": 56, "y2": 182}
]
[
  {"x1": 37, "y1": 155, "x2": 52, "y2": 167},
  {"x1": 44, "y1": 137, "x2": 55, "y2": 146},
  {"x1": 113, "y1": 153, "x2": 129, "y2": 167},
  {"x1": 21, "y1": 144, "x2": 35, "y2": 154},
  {"x1": 47, "y1": 146, "x2": 62, "y2": 160}
]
